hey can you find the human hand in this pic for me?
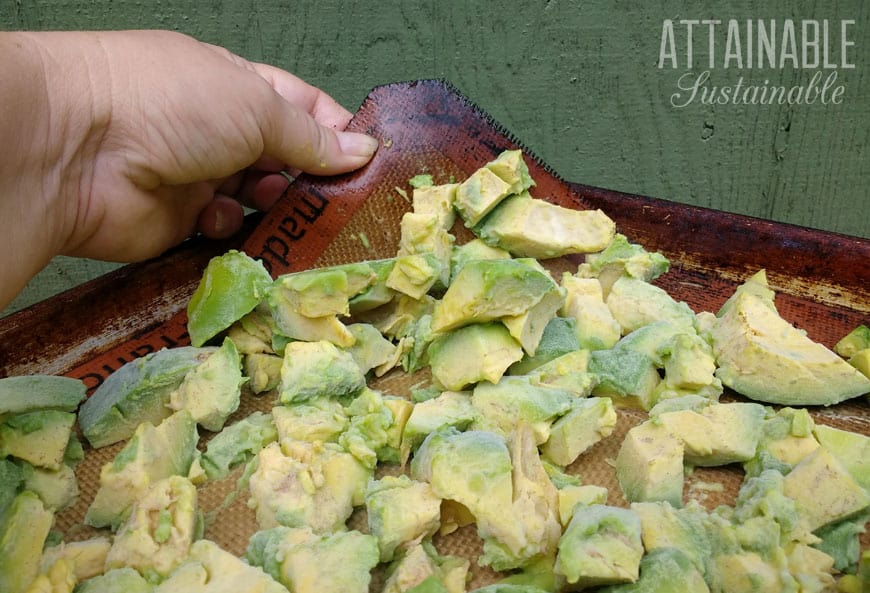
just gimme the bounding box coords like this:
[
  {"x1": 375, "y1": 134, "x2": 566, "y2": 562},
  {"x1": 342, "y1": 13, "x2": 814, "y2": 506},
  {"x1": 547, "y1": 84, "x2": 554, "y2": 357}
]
[{"x1": 0, "y1": 30, "x2": 377, "y2": 308}]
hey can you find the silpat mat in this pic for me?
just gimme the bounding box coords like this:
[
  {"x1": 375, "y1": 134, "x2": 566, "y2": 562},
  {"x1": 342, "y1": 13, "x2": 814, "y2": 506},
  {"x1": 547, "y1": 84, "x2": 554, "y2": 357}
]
[{"x1": 1, "y1": 79, "x2": 868, "y2": 589}]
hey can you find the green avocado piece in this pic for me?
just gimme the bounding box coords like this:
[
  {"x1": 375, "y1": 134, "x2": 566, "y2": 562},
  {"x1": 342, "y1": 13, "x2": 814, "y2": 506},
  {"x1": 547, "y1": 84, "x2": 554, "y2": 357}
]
[
  {"x1": 201, "y1": 411, "x2": 278, "y2": 481},
  {"x1": 244, "y1": 352, "x2": 283, "y2": 394},
  {"x1": 277, "y1": 340, "x2": 366, "y2": 405},
  {"x1": 475, "y1": 193, "x2": 615, "y2": 259},
  {"x1": 365, "y1": 475, "x2": 442, "y2": 561},
  {"x1": 396, "y1": 211, "x2": 455, "y2": 288},
  {"x1": 509, "y1": 316, "x2": 580, "y2": 375},
  {"x1": 0, "y1": 375, "x2": 86, "y2": 415},
  {"x1": 0, "y1": 459, "x2": 23, "y2": 515},
  {"x1": 272, "y1": 399, "x2": 348, "y2": 445},
  {"x1": 85, "y1": 410, "x2": 199, "y2": 529},
  {"x1": 589, "y1": 347, "x2": 661, "y2": 410},
  {"x1": 555, "y1": 504, "x2": 644, "y2": 589},
  {"x1": 811, "y1": 509, "x2": 869, "y2": 574},
  {"x1": 76, "y1": 568, "x2": 154, "y2": 593},
  {"x1": 400, "y1": 391, "x2": 477, "y2": 459},
  {"x1": 450, "y1": 238, "x2": 511, "y2": 282},
  {"x1": 348, "y1": 259, "x2": 398, "y2": 315},
  {"x1": 412, "y1": 182, "x2": 458, "y2": 230},
  {"x1": 386, "y1": 253, "x2": 443, "y2": 300},
  {"x1": 428, "y1": 323, "x2": 523, "y2": 391},
  {"x1": 834, "y1": 324, "x2": 870, "y2": 359},
  {"x1": 20, "y1": 461, "x2": 79, "y2": 511},
  {"x1": 584, "y1": 233, "x2": 670, "y2": 288},
  {"x1": 78, "y1": 346, "x2": 214, "y2": 449},
  {"x1": 541, "y1": 396, "x2": 617, "y2": 466},
  {"x1": 485, "y1": 149, "x2": 535, "y2": 194},
  {"x1": 615, "y1": 421, "x2": 684, "y2": 507},
  {"x1": 344, "y1": 323, "x2": 397, "y2": 375},
  {"x1": 0, "y1": 409, "x2": 75, "y2": 470},
  {"x1": 560, "y1": 274, "x2": 622, "y2": 351},
  {"x1": 454, "y1": 165, "x2": 514, "y2": 227},
  {"x1": 187, "y1": 249, "x2": 273, "y2": 347},
  {"x1": 596, "y1": 547, "x2": 710, "y2": 593},
  {"x1": 813, "y1": 423, "x2": 870, "y2": 492},
  {"x1": 0, "y1": 491, "x2": 54, "y2": 593},
  {"x1": 431, "y1": 258, "x2": 557, "y2": 333},
  {"x1": 502, "y1": 284, "x2": 565, "y2": 357},
  {"x1": 606, "y1": 276, "x2": 696, "y2": 334},
  {"x1": 631, "y1": 500, "x2": 721, "y2": 577},
  {"x1": 710, "y1": 270, "x2": 870, "y2": 405},
  {"x1": 168, "y1": 337, "x2": 245, "y2": 432},
  {"x1": 272, "y1": 262, "x2": 378, "y2": 319}
]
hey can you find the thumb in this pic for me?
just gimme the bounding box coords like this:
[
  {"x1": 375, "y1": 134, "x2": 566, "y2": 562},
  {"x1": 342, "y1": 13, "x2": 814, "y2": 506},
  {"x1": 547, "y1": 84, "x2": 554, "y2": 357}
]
[{"x1": 259, "y1": 93, "x2": 378, "y2": 176}]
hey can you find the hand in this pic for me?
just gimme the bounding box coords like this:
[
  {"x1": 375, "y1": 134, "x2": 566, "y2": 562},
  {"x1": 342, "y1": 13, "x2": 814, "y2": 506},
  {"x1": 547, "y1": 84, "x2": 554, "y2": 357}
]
[{"x1": 0, "y1": 30, "x2": 378, "y2": 308}]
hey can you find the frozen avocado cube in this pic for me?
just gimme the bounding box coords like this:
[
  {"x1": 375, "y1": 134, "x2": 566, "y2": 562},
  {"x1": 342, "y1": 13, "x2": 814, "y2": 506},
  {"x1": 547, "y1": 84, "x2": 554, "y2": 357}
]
[
  {"x1": 431, "y1": 258, "x2": 556, "y2": 333},
  {"x1": 589, "y1": 348, "x2": 661, "y2": 410},
  {"x1": 105, "y1": 475, "x2": 198, "y2": 578},
  {"x1": 0, "y1": 409, "x2": 75, "y2": 470},
  {"x1": 711, "y1": 270, "x2": 870, "y2": 406},
  {"x1": 386, "y1": 253, "x2": 443, "y2": 299},
  {"x1": 244, "y1": 352, "x2": 283, "y2": 394},
  {"x1": 401, "y1": 391, "x2": 477, "y2": 457},
  {"x1": 557, "y1": 485, "x2": 609, "y2": 526},
  {"x1": 344, "y1": 323, "x2": 397, "y2": 375},
  {"x1": 428, "y1": 323, "x2": 524, "y2": 391},
  {"x1": 615, "y1": 421, "x2": 684, "y2": 507},
  {"x1": 412, "y1": 182, "x2": 458, "y2": 230},
  {"x1": 502, "y1": 285, "x2": 565, "y2": 357},
  {"x1": 187, "y1": 249, "x2": 273, "y2": 347},
  {"x1": 268, "y1": 298, "x2": 355, "y2": 347},
  {"x1": 454, "y1": 165, "x2": 513, "y2": 227},
  {"x1": 0, "y1": 491, "x2": 54, "y2": 593},
  {"x1": 851, "y1": 348, "x2": 870, "y2": 380},
  {"x1": 585, "y1": 233, "x2": 670, "y2": 289},
  {"x1": 596, "y1": 547, "x2": 709, "y2": 593},
  {"x1": 168, "y1": 337, "x2": 245, "y2": 432},
  {"x1": 277, "y1": 340, "x2": 366, "y2": 404},
  {"x1": 272, "y1": 399, "x2": 347, "y2": 444},
  {"x1": 20, "y1": 462, "x2": 79, "y2": 511},
  {"x1": 348, "y1": 259, "x2": 398, "y2": 315},
  {"x1": 555, "y1": 504, "x2": 644, "y2": 589},
  {"x1": 338, "y1": 388, "x2": 396, "y2": 469},
  {"x1": 85, "y1": 410, "x2": 198, "y2": 529},
  {"x1": 631, "y1": 501, "x2": 716, "y2": 577},
  {"x1": 0, "y1": 375, "x2": 86, "y2": 415},
  {"x1": 525, "y1": 349, "x2": 597, "y2": 397},
  {"x1": 396, "y1": 212, "x2": 455, "y2": 287},
  {"x1": 475, "y1": 193, "x2": 616, "y2": 259},
  {"x1": 834, "y1": 325, "x2": 870, "y2": 359},
  {"x1": 382, "y1": 543, "x2": 467, "y2": 593},
  {"x1": 272, "y1": 262, "x2": 377, "y2": 318},
  {"x1": 560, "y1": 274, "x2": 621, "y2": 351},
  {"x1": 606, "y1": 276, "x2": 696, "y2": 334},
  {"x1": 246, "y1": 526, "x2": 379, "y2": 593},
  {"x1": 365, "y1": 475, "x2": 442, "y2": 561},
  {"x1": 450, "y1": 238, "x2": 511, "y2": 282},
  {"x1": 201, "y1": 411, "x2": 278, "y2": 481},
  {"x1": 484, "y1": 149, "x2": 535, "y2": 194},
  {"x1": 541, "y1": 396, "x2": 617, "y2": 466},
  {"x1": 811, "y1": 510, "x2": 869, "y2": 574},
  {"x1": 743, "y1": 407, "x2": 820, "y2": 478},
  {"x1": 78, "y1": 346, "x2": 214, "y2": 449}
]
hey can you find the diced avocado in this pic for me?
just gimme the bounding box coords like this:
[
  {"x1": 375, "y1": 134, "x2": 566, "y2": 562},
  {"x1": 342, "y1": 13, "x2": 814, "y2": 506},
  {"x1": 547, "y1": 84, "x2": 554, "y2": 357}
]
[
  {"x1": 542, "y1": 458, "x2": 582, "y2": 489},
  {"x1": 710, "y1": 270, "x2": 870, "y2": 405},
  {"x1": 471, "y1": 376, "x2": 575, "y2": 445},
  {"x1": 525, "y1": 349, "x2": 597, "y2": 397},
  {"x1": 782, "y1": 447, "x2": 870, "y2": 533},
  {"x1": 40, "y1": 537, "x2": 112, "y2": 582},
  {"x1": 0, "y1": 376, "x2": 86, "y2": 415},
  {"x1": 485, "y1": 149, "x2": 535, "y2": 194},
  {"x1": 272, "y1": 400, "x2": 347, "y2": 445},
  {"x1": 354, "y1": 293, "x2": 435, "y2": 340},
  {"x1": 272, "y1": 262, "x2": 377, "y2": 318},
  {"x1": 365, "y1": 475, "x2": 441, "y2": 561},
  {"x1": 834, "y1": 325, "x2": 870, "y2": 359},
  {"x1": 187, "y1": 249, "x2": 273, "y2": 347},
  {"x1": 430, "y1": 259, "x2": 556, "y2": 333},
  {"x1": 85, "y1": 410, "x2": 198, "y2": 529},
  {"x1": 246, "y1": 526, "x2": 379, "y2": 593},
  {"x1": 167, "y1": 337, "x2": 244, "y2": 432},
  {"x1": 76, "y1": 568, "x2": 153, "y2": 593},
  {"x1": 201, "y1": 411, "x2": 278, "y2": 481},
  {"x1": 0, "y1": 459, "x2": 23, "y2": 515},
  {"x1": 20, "y1": 462, "x2": 79, "y2": 511},
  {"x1": 105, "y1": 475, "x2": 198, "y2": 578},
  {"x1": 661, "y1": 332, "x2": 717, "y2": 389},
  {"x1": 606, "y1": 276, "x2": 696, "y2": 334},
  {"x1": 0, "y1": 491, "x2": 54, "y2": 593},
  {"x1": 711, "y1": 552, "x2": 793, "y2": 593},
  {"x1": 344, "y1": 323, "x2": 397, "y2": 375},
  {"x1": 428, "y1": 323, "x2": 523, "y2": 391},
  {"x1": 268, "y1": 298, "x2": 355, "y2": 347},
  {"x1": 227, "y1": 308, "x2": 275, "y2": 355},
  {"x1": 631, "y1": 501, "x2": 714, "y2": 576},
  {"x1": 78, "y1": 346, "x2": 214, "y2": 449},
  {"x1": 402, "y1": 313, "x2": 435, "y2": 374},
  {"x1": 0, "y1": 410, "x2": 75, "y2": 470},
  {"x1": 380, "y1": 396, "x2": 414, "y2": 464},
  {"x1": 558, "y1": 485, "x2": 609, "y2": 526},
  {"x1": 595, "y1": 547, "x2": 710, "y2": 593},
  {"x1": 396, "y1": 212, "x2": 455, "y2": 287},
  {"x1": 656, "y1": 402, "x2": 766, "y2": 467},
  {"x1": 412, "y1": 183, "x2": 458, "y2": 230},
  {"x1": 560, "y1": 275, "x2": 621, "y2": 351},
  {"x1": 248, "y1": 441, "x2": 371, "y2": 533},
  {"x1": 509, "y1": 316, "x2": 580, "y2": 374},
  {"x1": 811, "y1": 509, "x2": 869, "y2": 574},
  {"x1": 244, "y1": 352, "x2": 283, "y2": 394},
  {"x1": 732, "y1": 469, "x2": 811, "y2": 545},
  {"x1": 589, "y1": 347, "x2": 661, "y2": 410},
  {"x1": 502, "y1": 285, "x2": 566, "y2": 356},
  {"x1": 382, "y1": 542, "x2": 469, "y2": 593},
  {"x1": 583, "y1": 233, "x2": 670, "y2": 295},
  {"x1": 277, "y1": 340, "x2": 366, "y2": 405},
  {"x1": 450, "y1": 238, "x2": 511, "y2": 281},
  {"x1": 541, "y1": 397, "x2": 617, "y2": 466},
  {"x1": 348, "y1": 259, "x2": 398, "y2": 315},
  {"x1": 386, "y1": 253, "x2": 443, "y2": 300},
  {"x1": 813, "y1": 423, "x2": 870, "y2": 492},
  {"x1": 401, "y1": 391, "x2": 477, "y2": 459},
  {"x1": 555, "y1": 504, "x2": 643, "y2": 589},
  {"x1": 154, "y1": 539, "x2": 287, "y2": 593},
  {"x1": 744, "y1": 407, "x2": 820, "y2": 477},
  {"x1": 338, "y1": 388, "x2": 395, "y2": 469},
  {"x1": 615, "y1": 421, "x2": 684, "y2": 507},
  {"x1": 613, "y1": 321, "x2": 687, "y2": 366},
  {"x1": 454, "y1": 165, "x2": 514, "y2": 227},
  {"x1": 475, "y1": 193, "x2": 615, "y2": 259},
  {"x1": 850, "y1": 348, "x2": 870, "y2": 380}
]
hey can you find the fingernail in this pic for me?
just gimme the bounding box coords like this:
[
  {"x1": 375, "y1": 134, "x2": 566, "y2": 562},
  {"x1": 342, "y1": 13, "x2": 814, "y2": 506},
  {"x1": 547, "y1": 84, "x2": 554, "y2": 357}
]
[{"x1": 337, "y1": 131, "x2": 379, "y2": 158}]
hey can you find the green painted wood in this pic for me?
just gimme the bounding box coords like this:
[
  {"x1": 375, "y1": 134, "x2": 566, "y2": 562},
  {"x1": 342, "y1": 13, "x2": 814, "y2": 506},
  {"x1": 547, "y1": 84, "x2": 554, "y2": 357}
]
[{"x1": 2, "y1": 0, "x2": 867, "y2": 314}]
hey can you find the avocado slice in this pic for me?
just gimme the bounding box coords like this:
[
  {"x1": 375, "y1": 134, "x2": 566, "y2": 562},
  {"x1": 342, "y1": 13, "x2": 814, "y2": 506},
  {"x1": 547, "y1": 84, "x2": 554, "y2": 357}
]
[
  {"x1": 428, "y1": 323, "x2": 524, "y2": 391},
  {"x1": 0, "y1": 409, "x2": 76, "y2": 470},
  {"x1": 0, "y1": 375, "x2": 86, "y2": 415},
  {"x1": 0, "y1": 491, "x2": 54, "y2": 593}
]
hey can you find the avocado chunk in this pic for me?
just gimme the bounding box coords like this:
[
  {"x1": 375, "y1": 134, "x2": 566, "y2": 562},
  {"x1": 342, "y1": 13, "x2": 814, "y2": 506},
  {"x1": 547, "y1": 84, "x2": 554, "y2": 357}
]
[
  {"x1": 428, "y1": 323, "x2": 524, "y2": 391},
  {"x1": 78, "y1": 346, "x2": 214, "y2": 449},
  {"x1": 509, "y1": 316, "x2": 580, "y2": 375},
  {"x1": 0, "y1": 491, "x2": 54, "y2": 593},
  {"x1": 386, "y1": 253, "x2": 443, "y2": 300},
  {"x1": 277, "y1": 340, "x2": 366, "y2": 405},
  {"x1": 557, "y1": 485, "x2": 609, "y2": 526},
  {"x1": 834, "y1": 324, "x2": 870, "y2": 359},
  {"x1": 812, "y1": 423, "x2": 870, "y2": 492},
  {"x1": 85, "y1": 410, "x2": 198, "y2": 529},
  {"x1": 475, "y1": 193, "x2": 615, "y2": 259},
  {"x1": 365, "y1": 475, "x2": 442, "y2": 561},
  {"x1": 0, "y1": 376, "x2": 86, "y2": 415},
  {"x1": 272, "y1": 262, "x2": 377, "y2": 319},
  {"x1": 743, "y1": 407, "x2": 820, "y2": 477},
  {"x1": 430, "y1": 259, "x2": 557, "y2": 333},
  {"x1": 272, "y1": 399, "x2": 347, "y2": 445},
  {"x1": 450, "y1": 238, "x2": 511, "y2": 281},
  {"x1": 246, "y1": 526, "x2": 379, "y2": 593},
  {"x1": 186, "y1": 249, "x2": 273, "y2": 347},
  {"x1": 244, "y1": 352, "x2": 283, "y2": 394},
  {"x1": 412, "y1": 182, "x2": 458, "y2": 230},
  {"x1": 485, "y1": 149, "x2": 536, "y2": 195},
  {"x1": 168, "y1": 337, "x2": 245, "y2": 432},
  {"x1": 582, "y1": 233, "x2": 670, "y2": 295},
  {"x1": 454, "y1": 165, "x2": 514, "y2": 227},
  {"x1": 201, "y1": 411, "x2": 278, "y2": 481},
  {"x1": 400, "y1": 391, "x2": 477, "y2": 460},
  {"x1": 105, "y1": 475, "x2": 199, "y2": 579},
  {"x1": 76, "y1": 568, "x2": 153, "y2": 593},
  {"x1": 555, "y1": 504, "x2": 644, "y2": 589},
  {"x1": 589, "y1": 347, "x2": 661, "y2": 410},
  {"x1": 606, "y1": 276, "x2": 696, "y2": 334},
  {"x1": 0, "y1": 409, "x2": 76, "y2": 470},
  {"x1": 268, "y1": 300, "x2": 355, "y2": 347},
  {"x1": 560, "y1": 275, "x2": 621, "y2": 351},
  {"x1": 631, "y1": 501, "x2": 715, "y2": 576},
  {"x1": 155, "y1": 539, "x2": 287, "y2": 593},
  {"x1": 615, "y1": 421, "x2": 684, "y2": 507},
  {"x1": 344, "y1": 323, "x2": 398, "y2": 375},
  {"x1": 501, "y1": 284, "x2": 565, "y2": 357},
  {"x1": 710, "y1": 270, "x2": 870, "y2": 405},
  {"x1": 595, "y1": 547, "x2": 710, "y2": 593},
  {"x1": 20, "y1": 462, "x2": 79, "y2": 511},
  {"x1": 39, "y1": 537, "x2": 112, "y2": 583},
  {"x1": 0, "y1": 458, "x2": 23, "y2": 515},
  {"x1": 541, "y1": 396, "x2": 617, "y2": 466},
  {"x1": 381, "y1": 541, "x2": 469, "y2": 593},
  {"x1": 396, "y1": 212, "x2": 455, "y2": 288}
]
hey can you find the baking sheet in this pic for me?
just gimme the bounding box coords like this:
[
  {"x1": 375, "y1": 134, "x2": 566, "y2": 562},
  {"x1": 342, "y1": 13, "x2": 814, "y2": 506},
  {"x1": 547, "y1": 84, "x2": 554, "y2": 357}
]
[{"x1": 1, "y1": 79, "x2": 868, "y2": 589}]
